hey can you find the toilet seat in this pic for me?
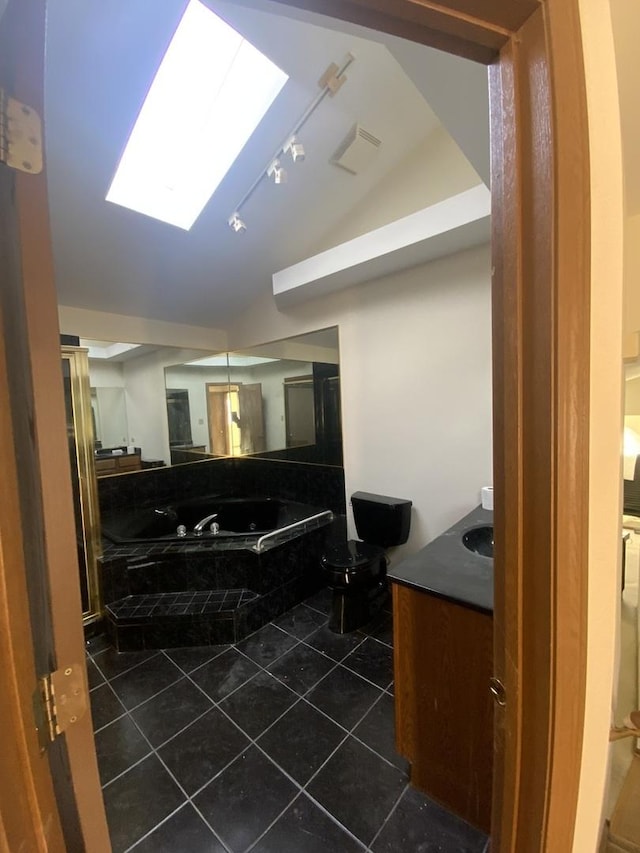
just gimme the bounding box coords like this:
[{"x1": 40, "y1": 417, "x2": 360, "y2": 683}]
[
  {"x1": 322, "y1": 540, "x2": 384, "y2": 569},
  {"x1": 321, "y1": 540, "x2": 386, "y2": 587}
]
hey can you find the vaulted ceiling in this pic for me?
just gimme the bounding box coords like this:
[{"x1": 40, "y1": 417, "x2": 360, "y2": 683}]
[{"x1": 45, "y1": 0, "x2": 489, "y2": 330}]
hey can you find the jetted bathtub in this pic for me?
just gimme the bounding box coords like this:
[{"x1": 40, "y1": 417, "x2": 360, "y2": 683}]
[{"x1": 101, "y1": 494, "x2": 333, "y2": 553}]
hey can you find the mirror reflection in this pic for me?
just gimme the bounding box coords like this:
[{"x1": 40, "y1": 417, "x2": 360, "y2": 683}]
[
  {"x1": 91, "y1": 386, "x2": 129, "y2": 447},
  {"x1": 164, "y1": 327, "x2": 342, "y2": 466},
  {"x1": 83, "y1": 328, "x2": 342, "y2": 475}
]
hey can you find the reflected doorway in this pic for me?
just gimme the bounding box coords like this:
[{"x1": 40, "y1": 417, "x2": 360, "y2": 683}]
[
  {"x1": 206, "y1": 382, "x2": 266, "y2": 456},
  {"x1": 284, "y1": 375, "x2": 315, "y2": 448}
]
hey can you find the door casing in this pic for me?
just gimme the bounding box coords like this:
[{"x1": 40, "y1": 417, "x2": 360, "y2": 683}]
[{"x1": 0, "y1": 0, "x2": 592, "y2": 851}]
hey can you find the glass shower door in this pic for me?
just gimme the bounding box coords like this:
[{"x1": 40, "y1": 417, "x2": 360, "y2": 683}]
[{"x1": 61, "y1": 347, "x2": 102, "y2": 623}]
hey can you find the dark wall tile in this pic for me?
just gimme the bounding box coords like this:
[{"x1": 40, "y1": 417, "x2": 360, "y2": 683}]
[
  {"x1": 102, "y1": 754, "x2": 185, "y2": 852},
  {"x1": 89, "y1": 683, "x2": 127, "y2": 731},
  {"x1": 194, "y1": 746, "x2": 298, "y2": 853},
  {"x1": 158, "y1": 708, "x2": 250, "y2": 796},
  {"x1": 94, "y1": 714, "x2": 151, "y2": 786},
  {"x1": 306, "y1": 737, "x2": 406, "y2": 846},
  {"x1": 252, "y1": 793, "x2": 365, "y2": 853},
  {"x1": 131, "y1": 804, "x2": 226, "y2": 853},
  {"x1": 371, "y1": 785, "x2": 488, "y2": 853}
]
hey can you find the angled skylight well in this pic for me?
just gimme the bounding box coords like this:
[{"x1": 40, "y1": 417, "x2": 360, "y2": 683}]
[
  {"x1": 106, "y1": 0, "x2": 288, "y2": 230},
  {"x1": 80, "y1": 339, "x2": 141, "y2": 360}
]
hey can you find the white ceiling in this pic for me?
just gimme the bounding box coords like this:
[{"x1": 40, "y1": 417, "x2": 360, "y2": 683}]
[
  {"x1": 610, "y1": 0, "x2": 640, "y2": 217},
  {"x1": 45, "y1": 0, "x2": 489, "y2": 330}
]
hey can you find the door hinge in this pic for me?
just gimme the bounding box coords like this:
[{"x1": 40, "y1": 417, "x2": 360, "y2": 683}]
[
  {"x1": 489, "y1": 677, "x2": 506, "y2": 707},
  {"x1": 33, "y1": 664, "x2": 88, "y2": 752},
  {"x1": 0, "y1": 88, "x2": 43, "y2": 174}
]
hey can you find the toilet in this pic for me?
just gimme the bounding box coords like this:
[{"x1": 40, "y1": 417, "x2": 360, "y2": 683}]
[{"x1": 321, "y1": 491, "x2": 412, "y2": 633}]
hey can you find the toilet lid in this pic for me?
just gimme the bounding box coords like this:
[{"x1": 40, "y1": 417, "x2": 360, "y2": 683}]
[{"x1": 322, "y1": 540, "x2": 385, "y2": 569}]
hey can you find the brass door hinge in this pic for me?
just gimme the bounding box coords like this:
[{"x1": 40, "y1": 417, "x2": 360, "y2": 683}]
[
  {"x1": 0, "y1": 88, "x2": 42, "y2": 174},
  {"x1": 33, "y1": 664, "x2": 87, "y2": 752},
  {"x1": 489, "y1": 677, "x2": 506, "y2": 707}
]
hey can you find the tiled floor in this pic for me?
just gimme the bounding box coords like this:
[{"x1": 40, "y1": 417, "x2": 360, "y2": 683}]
[{"x1": 87, "y1": 589, "x2": 489, "y2": 853}]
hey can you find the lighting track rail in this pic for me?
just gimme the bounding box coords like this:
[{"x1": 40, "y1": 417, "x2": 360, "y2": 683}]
[{"x1": 228, "y1": 52, "x2": 355, "y2": 233}]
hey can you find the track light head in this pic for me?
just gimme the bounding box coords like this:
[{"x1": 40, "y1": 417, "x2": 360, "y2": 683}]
[
  {"x1": 267, "y1": 159, "x2": 287, "y2": 184},
  {"x1": 284, "y1": 135, "x2": 305, "y2": 163},
  {"x1": 228, "y1": 212, "x2": 246, "y2": 233}
]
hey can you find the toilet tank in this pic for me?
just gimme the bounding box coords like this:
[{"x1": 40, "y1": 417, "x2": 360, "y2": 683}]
[{"x1": 351, "y1": 491, "x2": 412, "y2": 548}]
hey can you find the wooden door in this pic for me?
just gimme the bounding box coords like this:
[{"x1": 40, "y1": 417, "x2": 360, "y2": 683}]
[
  {"x1": 284, "y1": 377, "x2": 316, "y2": 447},
  {"x1": 0, "y1": 0, "x2": 110, "y2": 849},
  {"x1": 1, "y1": 0, "x2": 595, "y2": 850},
  {"x1": 206, "y1": 383, "x2": 230, "y2": 455},
  {"x1": 238, "y1": 383, "x2": 266, "y2": 454}
]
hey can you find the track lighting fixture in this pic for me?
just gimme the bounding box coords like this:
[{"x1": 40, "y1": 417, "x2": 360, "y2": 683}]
[
  {"x1": 284, "y1": 135, "x2": 305, "y2": 163},
  {"x1": 228, "y1": 52, "x2": 354, "y2": 234},
  {"x1": 228, "y1": 212, "x2": 247, "y2": 233},
  {"x1": 267, "y1": 159, "x2": 288, "y2": 184}
]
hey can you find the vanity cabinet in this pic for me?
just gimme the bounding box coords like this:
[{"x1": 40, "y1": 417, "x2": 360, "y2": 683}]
[
  {"x1": 392, "y1": 582, "x2": 493, "y2": 832},
  {"x1": 94, "y1": 452, "x2": 141, "y2": 476}
]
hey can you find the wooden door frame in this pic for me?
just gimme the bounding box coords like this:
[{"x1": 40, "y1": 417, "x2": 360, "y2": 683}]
[
  {"x1": 273, "y1": 1, "x2": 590, "y2": 851},
  {"x1": 206, "y1": 382, "x2": 239, "y2": 456},
  {"x1": 1, "y1": 0, "x2": 592, "y2": 851},
  {"x1": 0, "y1": 0, "x2": 111, "y2": 849}
]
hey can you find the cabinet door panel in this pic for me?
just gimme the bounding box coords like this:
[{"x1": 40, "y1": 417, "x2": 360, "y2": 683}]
[{"x1": 393, "y1": 584, "x2": 493, "y2": 832}]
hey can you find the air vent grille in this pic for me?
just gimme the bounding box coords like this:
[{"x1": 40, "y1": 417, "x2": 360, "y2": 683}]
[{"x1": 331, "y1": 124, "x2": 382, "y2": 175}]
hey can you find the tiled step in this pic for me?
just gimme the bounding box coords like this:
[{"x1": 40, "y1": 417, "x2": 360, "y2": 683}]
[
  {"x1": 105, "y1": 589, "x2": 260, "y2": 651},
  {"x1": 106, "y1": 589, "x2": 259, "y2": 620}
]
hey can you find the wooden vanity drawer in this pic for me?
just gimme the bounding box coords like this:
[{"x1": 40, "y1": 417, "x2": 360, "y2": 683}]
[
  {"x1": 94, "y1": 457, "x2": 117, "y2": 475},
  {"x1": 94, "y1": 454, "x2": 141, "y2": 476}
]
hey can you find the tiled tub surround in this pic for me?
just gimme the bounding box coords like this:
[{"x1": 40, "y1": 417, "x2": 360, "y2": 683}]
[
  {"x1": 97, "y1": 456, "x2": 347, "y2": 518},
  {"x1": 102, "y1": 526, "x2": 332, "y2": 650},
  {"x1": 98, "y1": 457, "x2": 346, "y2": 650},
  {"x1": 101, "y1": 497, "x2": 333, "y2": 550},
  {"x1": 88, "y1": 590, "x2": 489, "y2": 853}
]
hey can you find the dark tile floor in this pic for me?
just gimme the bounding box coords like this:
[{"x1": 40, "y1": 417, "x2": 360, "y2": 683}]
[{"x1": 87, "y1": 589, "x2": 490, "y2": 853}]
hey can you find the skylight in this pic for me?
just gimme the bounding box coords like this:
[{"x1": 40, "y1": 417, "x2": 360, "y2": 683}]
[
  {"x1": 80, "y1": 340, "x2": 141, "y2": 360},
  {"x1": 185, "y1": 355, "x2": 278, "y2": 367},
  {"x1": 106, "y1": 0, "x2": 288, "y2": 230}
]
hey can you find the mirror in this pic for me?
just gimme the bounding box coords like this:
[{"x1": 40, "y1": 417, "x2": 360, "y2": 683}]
[
  {"x1": 82, "y1": 328, "x2": 342, "y2": 474},
  {"x1": 86, "y1": 349, "x2": 132, "y2": 449},
  {"x1": 164, "y1": 327, "x2": 342, "y2": 466},
  {"x1": 84, "y1": 340, "x2": 221, "y2": 471},
  {"x1": 91, "y1": 386, "x2": 129, "y2": 447}
]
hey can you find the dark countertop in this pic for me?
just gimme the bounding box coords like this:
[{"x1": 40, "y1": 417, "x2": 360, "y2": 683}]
[{"x1": 388, "y1": 505, "x2": 494, "y2": 613}]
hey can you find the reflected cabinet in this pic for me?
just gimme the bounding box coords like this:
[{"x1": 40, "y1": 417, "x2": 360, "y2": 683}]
[{"x1": 61, "y1": 346, "x2": 102, "y2": 623}]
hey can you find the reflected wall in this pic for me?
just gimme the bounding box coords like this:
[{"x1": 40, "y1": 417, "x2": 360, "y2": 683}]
[
  {"x1": 83, "y1": 327, "x2": 342, "y2": 472},
  {"x1": 163, "y1": 328, "x2": 342, "y2": 466}
]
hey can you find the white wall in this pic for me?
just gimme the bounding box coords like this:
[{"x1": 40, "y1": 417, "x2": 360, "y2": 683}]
[
  {"x1": 58, "y1": 305, "x2": 228, "y2": 350},
  {"x1": 165, "y1": 365, "x2": 230, "y2": 450},
  {"x1": 87, "y1": 360, "x2": 125, "y2": 388},
  {"x1": 121, "y1": 352, "x2": 171, "y2": 462},
  {"x1": 315, "y1": 125, "x2": 481, "y2": 254},
  {"x1": 226, "y1": 359, "x2": 314, "y2": 450},
  {"x1": 164, "y1": 359, "x2": 319, "y2": 452},
  {"x1": 84, "y1": 347, "x2": 228, "y2": 463},
  {"x1": 228, "y1": 243, "x2": 493, "y2": 563},
  {"x1": 87, "y1": 360, "x2": 127, "y2": 446},
  {"x1": 574, "y1": 0, "x2": 625, "y2": 849},
  {"x1": 623, "y1": 214, "x2": 640, "y2": 336}
]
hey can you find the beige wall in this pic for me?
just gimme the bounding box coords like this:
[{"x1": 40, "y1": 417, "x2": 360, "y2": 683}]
[
  {"x1": 574, "y1": 0, "x2": 625, "y2": 850},
  {"x1": 623, "y1": 214, "x2": 640, "y2": 337},
  {"x1": 229, "y1": 243, "x2": 493, "y2": 561},
  {"x1": 625, "y1": 376, "x2": 640, "y2": 415},
  {"x1": 315, "y1": 125, "x2": 481, "y2": 254},
  {"x1": 58, "y1": 305, "x2": 228, "y2": 351}
]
